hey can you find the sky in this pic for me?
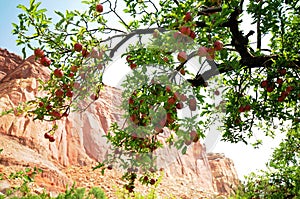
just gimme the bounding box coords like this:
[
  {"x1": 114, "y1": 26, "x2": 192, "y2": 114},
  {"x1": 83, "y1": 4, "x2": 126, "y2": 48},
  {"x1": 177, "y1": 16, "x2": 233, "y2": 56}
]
[{"x1": 0, "y1": 0, "x2": 284, "y2": 180}]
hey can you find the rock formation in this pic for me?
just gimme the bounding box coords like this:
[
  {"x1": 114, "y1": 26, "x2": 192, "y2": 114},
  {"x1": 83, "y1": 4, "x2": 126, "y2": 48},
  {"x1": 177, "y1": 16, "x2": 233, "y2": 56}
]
[{"x1": 0, "y1": 48, "x2": 239, "y2": 197}]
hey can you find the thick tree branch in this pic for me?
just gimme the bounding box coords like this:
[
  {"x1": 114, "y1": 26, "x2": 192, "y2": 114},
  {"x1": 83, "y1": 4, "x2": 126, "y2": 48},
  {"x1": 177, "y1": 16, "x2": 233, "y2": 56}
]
[
  {"x1": 188, "y1": 6, "x2": 300, "y2": 87},
  {"x1": 108, "y1": 27, "x2": 167, "y2": 58}
]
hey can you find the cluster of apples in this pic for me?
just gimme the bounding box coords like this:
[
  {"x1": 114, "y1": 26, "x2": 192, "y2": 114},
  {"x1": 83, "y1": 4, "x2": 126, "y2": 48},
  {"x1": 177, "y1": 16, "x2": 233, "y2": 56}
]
[
  {"x1": 173, "y1": 12, "x2": 196, "y2": 42},
  {"x1": 34, "y1": 48, "x2": 51, "y2": 67},
  {"x1": 127, "y1": 84, "x2": 199, "y2": 149},
  {"x1": 198, "y1": 40, "x2": 223, "y2": 60},
  {"x1": 238, "y1": 104, "x2": 251, "y2": 113},
  {"x1": 260, "y1": 68, "x2": 296, "y2": 102},
  {"x1": 74, "y1": 42, "x2": 90, "y2": 57},
  {"x1": 142, "y1": 176, "x2": 156, "y2": 186}
]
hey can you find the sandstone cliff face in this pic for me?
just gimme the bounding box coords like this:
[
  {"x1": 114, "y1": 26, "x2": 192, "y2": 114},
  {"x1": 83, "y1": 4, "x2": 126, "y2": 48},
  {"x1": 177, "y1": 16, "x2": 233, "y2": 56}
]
[{"x1": 0, "y1": 48, "x2": 239, "y2": 197}]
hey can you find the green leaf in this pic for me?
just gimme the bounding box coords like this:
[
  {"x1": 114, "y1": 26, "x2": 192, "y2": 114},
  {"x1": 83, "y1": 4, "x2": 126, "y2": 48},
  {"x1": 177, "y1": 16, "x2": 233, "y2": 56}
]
[
  {"x1": 17, "y1": 4, "x2": 28, "y2": 12},
  {"x1": 22, "y1": 47, "x2": 26, "y2": 59},
  {"x1": 181, "y1": 146, "x2": 187, "y2": 154}
]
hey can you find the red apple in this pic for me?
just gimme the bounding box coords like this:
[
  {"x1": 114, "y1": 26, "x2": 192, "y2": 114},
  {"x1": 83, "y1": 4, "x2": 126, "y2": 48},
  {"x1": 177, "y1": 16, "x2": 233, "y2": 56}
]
[
  {"x1": 130, "y1": 63, "x2": 137, "y2": 69},
  {"x1": 130, "y1": 114, "x2": 138, "y2": 124},
  {"x1": 166, "y1": 85, "x2": 172, "y2": 92},
  {"x1": 278, "y1": 96, "x2": 285, "y2": 102},
  {"x1": 276, "y1": 78, "x2": 283, "y2": 85},
  {"x1": 44, "y1": 132, "x2": 51, "y2": 139},
  {"x1": 166, "y1": 113, "x2": 175, "y2": 124},
  {"x1": 244, "y1": 104, "x2": 251, "y2": 112},
  {"x1": 188, "y1": 98, "x2": 197, "y2": 111},
  {"x1": 154, "y1": 126, "x2": 163, "y2": 133},
  {"x1": 214, "y1": 90, "x2": 220, "y2": 96},
  {"x1": 206, "y1": 48, "x2": 215, "y2": 60},
  {"x1": 48, "y1": 136, "x2": 55, "y2": 142},
  {"x1": 128, "y1": 97, "x2": 134, "y2": 105},
  {"x1": 46, "y1": 104, "x2": 52, "y2": 110},
  {"x1": 126, "y1": 55, "x2": 133, "y2": 63},
  {"x1": 190, "y1": 130, "x2": 199, "y2": 142},
  {"x1": 281, "y1": 91, "x2": 289, "y2": 97},
  {"x1": 213, "y1": 40, "x2": 223, "y2": 51},
  {"x1": 266, "y1": 86, "x2": 274, "y2": 92},
  {"x1": 176, "y1": 102, "x2": 184, "y2": 109},
  {"x1": 74, "y1": 43, "x2": 82, "y2": 52},
  {"x1": 180, "y1": 94, "x2": 187, "y2": 102},
  {"x1": 150, "y1": 179, "x2": 156, "y2": 185},
  {"x1": 286, "y1": 86, "x2": 294, "y2": 92},
  {"x1": 261, "y1": 80, "x2": 268, "y2": 88},
  {"x1": 238, "y1": 106, "x2": 245, "y2": 113},
  {"x1": 184, "y1": 12, "x2": 192, "y2": 22},
  {"x1": 68, "y1": 72, "x2": 74, "y2": 78},
  {"x1": 167, "y1": 97, "x2": 176, "y2": 105},
  {"x1": 55, "y1": 89, "x2": 64, "y2": 97},
  {"x1": 198, "y1": 46, "x2": 208, "y2": 57},
  {"x1": 90, "y1": 93, "x2": 99, "y2": 100},
  {"x1": 53, "y1": 68, "x2": 63, "y2": 78},
  {"x1": 177, "y1": 51, "x2": 187, "y2": 63},
  {"x1": 179, "y1": 26, "x2": 191, "y2": 36},
  {"x1": 39, "y1": 102, "x2": 44, "y2": 107},
  {"x1": 278, "y1": 68, "x2": 287, "y2": 76},
  {"x1": 173, "y1": 91, "x2": 181, "y2": 100},
  {"x1": 82, "y1": 49, "x2": 89, "y2": 57},
  {"x1": 184, "y1": 139, "x2": 192, "y2": 146},
  {"x1": 70, "y1": 65, "x2": 78, "y2": 73},
  {"x1": 235, "y1": 118, "x2": 241, "y2": 125},
  {"x1": 97, "y1": 64, "x2": 103, "y2": 70},
  {"x1": 40, "y1": 56, "x2": 51, "y2": 66},
  {"x1": 189, "y1": 31, "x2": 196, "y2": 39},
  {"x1": 34, "y1": 48, "x2": 44, "y2": 58},
  {"x1": 163, "y1": 57, "x2": 169, "y2": 62},
  {"x1": 66, "y1": 90, "x2": 73, "y2": 97},
  {"x1": 180, "y1": 68, "x2": 186, "y2": 75},
  {"x1": 50, "y1": 110, "x2": 61, "y2": 118},
  {"x1": 96, "y1": 4, "x2": 103, "y2": 13}
]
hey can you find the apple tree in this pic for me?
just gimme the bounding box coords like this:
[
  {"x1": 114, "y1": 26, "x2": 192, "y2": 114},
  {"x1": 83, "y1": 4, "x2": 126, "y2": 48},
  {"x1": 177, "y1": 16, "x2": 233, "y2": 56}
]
[{"x1": 7, "y1": 0, "x2": 300, "y2": 193}]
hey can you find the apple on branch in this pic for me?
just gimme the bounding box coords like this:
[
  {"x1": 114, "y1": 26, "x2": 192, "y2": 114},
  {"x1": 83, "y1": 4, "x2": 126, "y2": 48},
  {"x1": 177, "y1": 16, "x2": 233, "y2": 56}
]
[
  {"x1": 53, "y1": 68, "x2": 63, "y2": 78},
  {"x1": 190, "y1": 130, "x2": 199, "y2": 142},
  {"x1": 198, "y1": 47, "x2": 208, "y2": 57},
  {"x1": 184, "y1": 12, "x2": 192, "y2": 22},
  {"x1": 179, "y1": 26, "x2": 191, "y2": 36},
  {"x1": 34, "y1": 48, "x2": 44, "y2": 58},
  {"x1": 74, "y1": 43, "x2": 83, "y2": 52},
  {"x1": 40, "y1": 56, "x2": 51, "y2": 66},
  {"x1": 188, "y1": 98, "x2": 197, "y2": 111},
  {"x1": 214, "y1": 40, "x2": 223, "y2": 51},
  {"x1": 96, "y1": 4, "x2": 103, "y2": 13},
  {"x1": 177, "y1": 51, "x2": 187, "y2": 63},
  {"x1": 189, "y1": 31, "x2": 196, "y2": 39},
  {"x1": 55, "y1": 89, "x2": 64, "y2": 98}
]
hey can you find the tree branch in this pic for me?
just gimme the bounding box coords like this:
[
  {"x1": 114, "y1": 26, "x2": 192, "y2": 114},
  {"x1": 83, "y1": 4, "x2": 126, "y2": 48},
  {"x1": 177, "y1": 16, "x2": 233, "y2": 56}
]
[{"x1": 108, "y1": 27, "x2": 167, "y2": 58}]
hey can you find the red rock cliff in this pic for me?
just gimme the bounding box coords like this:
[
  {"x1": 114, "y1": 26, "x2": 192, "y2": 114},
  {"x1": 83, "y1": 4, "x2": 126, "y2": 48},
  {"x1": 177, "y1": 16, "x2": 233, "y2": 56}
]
[{"x1": 0, "y1": 48, "x2": 239, "y2": 197}]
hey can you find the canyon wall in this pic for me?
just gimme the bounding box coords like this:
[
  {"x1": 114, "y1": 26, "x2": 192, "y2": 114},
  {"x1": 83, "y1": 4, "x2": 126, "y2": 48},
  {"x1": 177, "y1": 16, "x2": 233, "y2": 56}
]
[{"x1": 0, "y1": 48, "x2": 239, "y2": 197}]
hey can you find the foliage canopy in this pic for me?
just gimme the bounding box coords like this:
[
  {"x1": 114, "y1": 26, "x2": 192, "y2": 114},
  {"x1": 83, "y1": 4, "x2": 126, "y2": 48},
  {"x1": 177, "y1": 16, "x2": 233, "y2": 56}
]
[{"x1": 6, "y1": 0, "x2": 300, "y2": 195}]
